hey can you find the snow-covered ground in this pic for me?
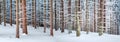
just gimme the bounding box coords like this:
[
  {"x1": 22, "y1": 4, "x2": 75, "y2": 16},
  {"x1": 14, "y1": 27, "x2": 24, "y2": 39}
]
[{"x1": 0, "y1": 23, "x2": 120, "y2": 42}]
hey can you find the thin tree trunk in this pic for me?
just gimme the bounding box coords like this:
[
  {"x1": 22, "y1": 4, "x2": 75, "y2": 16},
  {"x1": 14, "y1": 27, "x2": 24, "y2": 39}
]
[
  {"x1": 68, "y1": 0, "x2": 72, "y2": 34},
  {"x1": 32, "y1": 0, "x2": 36, "y2": 28},
  {"x1": 75, "y1": 0, "x2": 80, "y2": 37},
  {"x1": 60, "y1": 0, "x2": 64, "y2": 33},
  {"x1": 77, "y1": 0, "x2": 81, "y2": 36},
  {"x1": 38, "y1": 0, "x2": 41, "y2": 27},
  {"x1": 50, "y1": 0, "x2": 53, "y2": 36},
  {"x1": 16, "y1": 0, "x2": 19, "y2": 38},
  {"x1": 94, "y1": 0, "x2": 96, "y2": 32},
  {"x1": 34, "y1": 0, "x2": 36, "y2": 28},
  {"x1": 54, "y1": 0, "x2": 58, "y2": 31},
  {"x1": 22, "y1": 0, "x2": 28, "y2": 34},
  {"x1": 103, "y1": 0, "x2": 106, "y2": 33},
  {"x1": 31, "y1": 0, "x2": 34, "y2": 27},
  {"x1": 98, "y1": 0, "x2": 104, "y2": 36},
  {"x1": 10, "y1": 0, "x2": 12, "y2": 26},
  {"x1": 78, "y1": 0, "x2": 82, "y2": 32},
  {"x1": 0, "y1": 3, "x2": 1, "y2": 24},
  {"x1": 85, "y1": 0, "x2": 89, "y2": 34},
  {"x1": 44, "y1": 0, "x2": 46, "y2": 33},
  {"x1": 3, "y1": 0, "x2": 6, "y2": 26},
  {"x1": 20, "y1": 0, "x2": 23, "y2": 28}
]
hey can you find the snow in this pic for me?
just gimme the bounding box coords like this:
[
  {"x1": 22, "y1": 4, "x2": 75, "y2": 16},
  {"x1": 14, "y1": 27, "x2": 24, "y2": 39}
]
[{"x1": 0, "y1": 22, "x2": 120, "y2": 42}]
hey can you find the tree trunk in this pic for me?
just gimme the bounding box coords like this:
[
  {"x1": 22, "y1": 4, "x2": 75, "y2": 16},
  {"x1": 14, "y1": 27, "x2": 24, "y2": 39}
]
[
  {"x1": 10, "y1": 0, "x2": 12, "y2": 26},
  {"x1": 85, "y1": 0, "x2": 89, "y2": 34},
  {"x1": 38, "y1": 0, "x2": 41, "y2": 27},
  {"x1": 68, "y1": 0, "x2": 72, "y2": 34},
  {"x1": 19, "y1": 0, "x2": 23, "y2": 28},
  {"x1": 22, "y1": 0, "x2": 28, "y2": 34},
  {"x1": 54, "y1": 0, "x2": 58, "y2": 31},
  {"x1": 32, "y1": 0, "x2": 36, "y2": 29},
  {"x1": 34, "y1": 0, "x2": 36, "y2": 28},
  {"x1": 60, "y1": 0, "x2": 64, "y2": 33},
  {"x1": 77, "y1": 0, "x2": 81, "y2": 36},
  {"x1": 3, "y1": 0, "x2": 6, "y2": 26},
  {"x1": 0, "y1": 3, "x2": 1, "y2": 24},
  {"x1": 44, "y1": 0, "x2": 46, "y2": 33},
  {"x1": 75, "y1": 0, "x2": 80, "y2": 37},
  {"x1": 50, "y1": 0, "x2": 53, "y2": 36},
  {"x1": 94, "y1": 0, "x2": 96, "y2": 32},
  {"x1": 98, "y1": 0, "x2": 104, "y2": 36},
  {"x1": 16, "y1": 0, "x2": 19, "y2": 38},
  {"x1": 103, "y1": 0, "x2": 106, "y2": 33}
]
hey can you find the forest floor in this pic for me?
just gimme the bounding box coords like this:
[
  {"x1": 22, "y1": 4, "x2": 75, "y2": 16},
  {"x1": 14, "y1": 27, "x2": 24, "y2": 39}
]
[{"x1": 0, "y1": 22, "x2": 120, "y2": 42}]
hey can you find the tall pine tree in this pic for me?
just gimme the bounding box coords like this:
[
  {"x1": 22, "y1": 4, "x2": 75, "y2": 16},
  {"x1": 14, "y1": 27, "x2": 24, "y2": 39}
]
[
  {"x1": 16, "y1": 0, "x2": 19, "y2": 38},
  {"x1": 32, "y1": 0, "x2": 36, "y2": 29},
  {"x1": 44, "y1": 0, "x2": 46, "y2": 33},
  {"x1": 60, "y1": 0, "x2": 64, "y2": 33},
  {"x1": 94, "y1": 0, "x2": 97, "y2": 32},
  {"x1": 68, "y1": 0, "x2": 72, "y2": 34},
  {"x1": 98, "y1": 0, "x2": 105, "y2": 36},
  {"x1": 85, "y1": 0, "x2": 89, "y2": 34},
  {"x1": 10, "y1": 0, "x2": 12, "y2": 26},
  {"x1": 50, "y1": 0, "x2": 53, "y2": 36},
  {"x1": 22, "y1": 0, "x2": 28, "y2": 34},
  {"x1": 3, "y1": 0, "x2": 6, "y2": 26},
  {"x1": 0, "y1": 2, "x2": 1, "y2": 24},
  {"x1": 75, "y1": 0, "x2": 80, "y2": 37}
]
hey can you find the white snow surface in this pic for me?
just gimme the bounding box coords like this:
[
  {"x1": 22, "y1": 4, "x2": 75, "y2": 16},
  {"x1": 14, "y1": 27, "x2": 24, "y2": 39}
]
[{"x1": 0, "y1": 23, "x2": 120, "y2": 42}]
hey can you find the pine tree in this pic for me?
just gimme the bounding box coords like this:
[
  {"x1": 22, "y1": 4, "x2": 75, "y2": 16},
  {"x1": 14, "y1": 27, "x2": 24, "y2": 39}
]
[
  {"x1": 22, "y1": 0, "x2": 28, "y2": 34},
  {"x1": 44, "y1": 0, "x2": 46, "y2": 33},
  {"x1": 20, "y1": 0, "x2": 23, "y2": 28},
  {"x1": 38, "y1": 0, "x2": 41, "y2": 27},
  {"x1": 10, "y1": 0, "x2": 12, "y2": 26},
  {"x1": 32, "y1": 0, "x2": 36, "y2": 29},
  {"x1": 60, "y1": 0, "x2": 64, "y2": 33},
  {"x1": 98, "y1": 0, "x2": 102, "y2": 36},
  {"x1": 0, "y1": 2, "x2": 1, "y2": 24},
  {"x1": 85, "y1": 0, "x2": 89, "y2": 34},
  {"x1": 68, "y1": 0, "x2": 72, "y2": 34},
  {"x1": 94, "y1": 0, "x2": 96, "y2": 32},
  {"x1": 75, "y1": 0, "x2": 80, "y2": 37},
  {"x1": 32, "y1": 0, "x2": 34, "y2": 27},
  {"x1": 78, "y1": 0, "x2": 82, "y2": 32},
  {"x1": 77, "y1": 0, "x2": 81, "y2": 36},
  {"x1": 103, "y1": 0, "x2": 106, "y2": 33},
  {"x1": 98, "y1": 0, "x2": 105, "y2": 36},
  {"x1": 34, "y1": 0, "x2": 36, "y2": 28},
  {"x1": 16, "y1": 0, "x2": 19, "y2": 38},
  {"x1": 54, "y1": 0, "x2": 58, "y2": 31},
  {"x1": 3, "y1": 0, "x2": 6, "y2": 26},
  {"x1": 50, "y1": 0, "x2": 53, "y2": 36}
]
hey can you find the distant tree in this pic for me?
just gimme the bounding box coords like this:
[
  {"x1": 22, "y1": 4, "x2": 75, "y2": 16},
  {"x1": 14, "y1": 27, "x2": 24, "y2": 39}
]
[
  {"x1": 60, "y1": 0, "x2": 64, "y2": 33},
  {"x1": 68, "y1": 0, "x2": 72, "y2": 34},
  {"x1": 50, "y1": 0, "x2": 53, "y2": 36},
  {"x1": 75, "y1": 0, "x2": 80, "y2": 37},
  {"x1": 44, "y1": 0, "x2": 46, "y2": 33},
  {"x1": 3, "y1": 0, "x2": 6, "y2": 26},
  {"x1": 16, "y1": 0, "x2": 19, "y2": 38},
  {"x1": 10, "y1": 0, "x2": 12, "y2": 26},
  {"x1": 98, "y1": 0, "x2": 105, "y2": 36},
  {"x1": 94, "y1": 0, "x2": 97, "y2": 32},
  {"x1": 22, "y1": 0, "x2": 28, "y2": 34},
  {"x1": 85, "y1": 0, "x2": 89, "y2": 34},
  {"x1": 54, "y1": 0, "x2": 58, "y2": 31},
  {"x1": 77, "y1": 0, "x2": 81, "y2": 36},
  {"x1": 32, "y1": 0, "x2": 36, "y2": 29},
  {"x1": 0, "y1": 2, "x2": 1, "y2": 24}
]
